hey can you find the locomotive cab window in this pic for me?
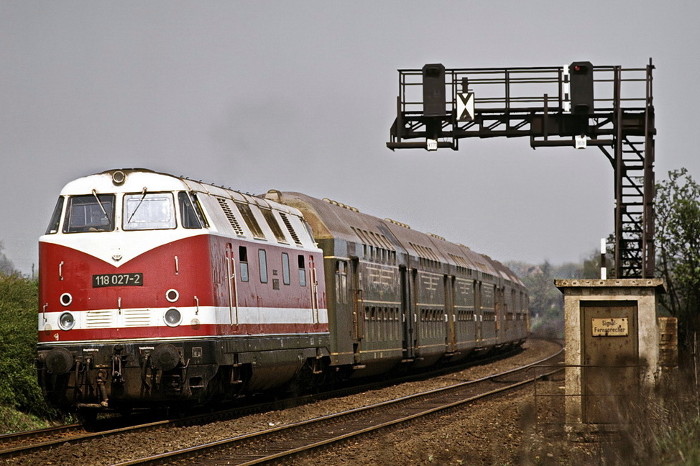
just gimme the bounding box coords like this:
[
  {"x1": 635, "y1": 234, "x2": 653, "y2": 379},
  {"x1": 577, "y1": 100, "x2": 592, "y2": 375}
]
[
  {"x1": 239, "y1": 246, "x2": 249, "y2": 282},
  {"x1": 123, "y1": 192, "x2": 176, "y2": 230},
  {"x1": 45, "y1": 196, "x2": 64, "y2": 234},
  {"x1": 178, "y1": 192, "x2": 207, "y2": 229},
  {"x1": 63, "y1": 194, "x2": 115, "y2": 233},
  {"x1": 298, "y1": 255, "x2": 307, "y2": 286}
]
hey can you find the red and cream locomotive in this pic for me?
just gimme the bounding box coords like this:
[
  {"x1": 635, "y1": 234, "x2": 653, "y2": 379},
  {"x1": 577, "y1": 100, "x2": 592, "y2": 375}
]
[{"x1": 37, "y1": 168, "x2": 528, "y2": 414}]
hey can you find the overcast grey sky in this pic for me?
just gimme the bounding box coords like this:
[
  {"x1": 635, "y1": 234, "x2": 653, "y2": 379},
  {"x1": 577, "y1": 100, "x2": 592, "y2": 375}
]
[{"x1": 2, "y1": 1, "x2": 699, "y2": 274}]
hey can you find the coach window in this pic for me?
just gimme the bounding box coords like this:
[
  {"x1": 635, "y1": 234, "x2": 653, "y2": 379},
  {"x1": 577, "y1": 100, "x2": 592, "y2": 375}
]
[
  {"x1": 45, "y1": 197, "x2": 64, "y2": 234},
  {"x1": 239, "y1": 246, "x2": 249, "y2": 282},
  {"x1": 258, "y1": 249, "x2": 268, "y2": 283},
  {"x1": 282, "y1": 253, "x2": 291, "y2": 285},
  {"x1": 178, "y1": 192, "x2": 206, "y2": 229},
  {"x1": 123, "y1": 192, "x2": 176, "y2": 230},
  {"x1": 63, "y1": 194, "x2": 115, "y2": 233},
  {"x1": 298, "y1": 255, "x2": 307, "y2": 286}
]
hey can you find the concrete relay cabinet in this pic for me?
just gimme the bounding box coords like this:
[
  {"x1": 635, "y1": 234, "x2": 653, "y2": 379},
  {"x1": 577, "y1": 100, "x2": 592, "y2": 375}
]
[{"x1": 554, "y1": 278, "x2": 666, "y2": 432}]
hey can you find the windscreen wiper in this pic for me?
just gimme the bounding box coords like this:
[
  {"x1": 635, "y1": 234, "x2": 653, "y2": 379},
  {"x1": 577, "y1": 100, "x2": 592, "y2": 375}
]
[
  {"x1": 127, "y1": 187, "x2": 148, "y2": 223},
  {"x1": 91, "y1": 189, "x2": 110, "y2": 224}
]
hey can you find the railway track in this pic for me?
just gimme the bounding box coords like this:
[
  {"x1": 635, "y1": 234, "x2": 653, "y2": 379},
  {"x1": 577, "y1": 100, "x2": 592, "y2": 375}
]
[
  {"x1": 0, "y1": 419, "x2": 174, "y2": 460},
  {"x1": 2, "y1": 340, "x2": 560, "y2": 464},
  {"x1": 0, "y1": 344, "x2": 527, "y2": 461},
  {"x1": 0, "y1": 423, "x2": 84, "y2": 451},
  {"x1": 116, "y1": 346, "x2": 563, "y2": 465}
]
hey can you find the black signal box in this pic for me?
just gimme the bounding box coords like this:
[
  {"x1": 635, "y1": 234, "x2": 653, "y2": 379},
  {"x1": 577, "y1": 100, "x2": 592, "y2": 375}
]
[
  {"x1": 422, "y1": 64, "x2": 446, "y2": 117},
  {"x1": 570, "y1": 61, "x2": 594, "y2": 115}
]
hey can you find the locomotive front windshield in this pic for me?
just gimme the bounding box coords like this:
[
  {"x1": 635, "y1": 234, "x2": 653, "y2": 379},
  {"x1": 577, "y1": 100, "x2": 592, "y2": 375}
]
[
  {"x1": 45, "y1": 189, "x2": 207, "y2": 234},
  {"x1": 123, "y1": 193, "x2": 176, "y2": 230},
  {"x1": 63, "y1": 194, "x2": 115, "y2": 233}
]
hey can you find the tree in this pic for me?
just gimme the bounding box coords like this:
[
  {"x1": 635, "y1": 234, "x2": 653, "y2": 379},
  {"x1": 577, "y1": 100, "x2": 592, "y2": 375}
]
[
  {"x1": 507, "y1": 260, "x2": 566, "y2": 338},
  {"x1": 0, "y1": 241, "x2": 16, "y2": 276},
  {"x1": 0, "y1": 274, "x2": 55, "y2": 418},
  {"x1": 655, "y1": 168, "x2": 700, "y2": 354}
]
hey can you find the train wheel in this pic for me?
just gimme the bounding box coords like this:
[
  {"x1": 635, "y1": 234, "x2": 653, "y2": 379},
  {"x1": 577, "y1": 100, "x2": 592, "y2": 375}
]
[{"x1": 76, "y1": 409, "x2": 98, "y2": 428}]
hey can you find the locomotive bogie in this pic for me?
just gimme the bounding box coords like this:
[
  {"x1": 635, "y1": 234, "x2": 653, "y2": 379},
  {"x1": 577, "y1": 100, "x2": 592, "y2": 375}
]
[{"x1": 38, "y1": 334, "x2": 331, "y2": 409}]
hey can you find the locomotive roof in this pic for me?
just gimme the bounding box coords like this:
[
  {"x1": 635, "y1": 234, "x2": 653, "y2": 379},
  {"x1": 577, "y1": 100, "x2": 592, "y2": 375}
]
[{"x1": 61, "y1": 169, "x2": 304, "y2": 217}]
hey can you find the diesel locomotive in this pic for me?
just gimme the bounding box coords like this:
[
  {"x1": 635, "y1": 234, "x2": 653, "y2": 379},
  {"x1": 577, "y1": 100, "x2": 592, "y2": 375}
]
[{"x1": 36, "y1": 168, "x2": 528, "y2": 414}]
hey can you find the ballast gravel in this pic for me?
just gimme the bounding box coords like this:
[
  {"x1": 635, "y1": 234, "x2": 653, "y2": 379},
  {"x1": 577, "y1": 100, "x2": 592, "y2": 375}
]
[{"x1": 9, "y1": 339, "x2": 597, "y2": 465}]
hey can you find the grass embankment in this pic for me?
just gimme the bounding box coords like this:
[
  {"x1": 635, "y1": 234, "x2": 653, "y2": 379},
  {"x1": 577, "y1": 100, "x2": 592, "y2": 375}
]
[
  {"x1": 0, "y1": 274, "x2": 62, "y2": 433},
  {"x1": 606, "y1": 378, "x2": 700, "y2": 465}
]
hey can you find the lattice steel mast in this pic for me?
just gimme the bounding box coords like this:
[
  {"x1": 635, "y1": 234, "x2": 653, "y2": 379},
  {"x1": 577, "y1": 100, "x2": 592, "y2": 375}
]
[{"x1": 387, "y1": 60, "x2": 656, "y2": 278}]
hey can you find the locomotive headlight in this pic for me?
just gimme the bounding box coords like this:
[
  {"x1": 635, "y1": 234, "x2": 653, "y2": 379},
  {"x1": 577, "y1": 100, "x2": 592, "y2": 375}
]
[
  {"x1": 58, "y1": 312, "x2": 75, "y2": 331},
  {"x1": 164, "y1": 308, "x2": 182, "y2": 327}
]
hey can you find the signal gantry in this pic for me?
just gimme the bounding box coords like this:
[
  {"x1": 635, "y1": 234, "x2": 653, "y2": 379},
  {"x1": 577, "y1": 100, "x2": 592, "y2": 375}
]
[{"x1": 387, "y1": 60, "x2": 656, "y2": 279}]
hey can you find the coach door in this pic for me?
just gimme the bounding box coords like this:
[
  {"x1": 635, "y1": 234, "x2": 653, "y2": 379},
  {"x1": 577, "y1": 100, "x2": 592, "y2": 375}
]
[
  {"x1": 445, "y1": 275, "x2": 456, "y2": 354},
  {"x1": 474, "y1": 281, "x2": 482, "y2": 343},
  {"x1": 225, "y1": 243, "x2": 239, "y2": 325},
  {"x1": 400, "y1": 266, "x2": 416, "y2": 360},
  {"x1": 350, "y1": 258, "x2": 364, "y2": 341},
  {"x1": 495, "y1": 285, "x2": 504, "y2": 342}
]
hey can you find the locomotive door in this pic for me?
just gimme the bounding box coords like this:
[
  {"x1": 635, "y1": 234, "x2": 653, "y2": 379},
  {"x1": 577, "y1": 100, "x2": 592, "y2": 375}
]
[
  {"x1": 309, "y1": 256, "x2": 320, "y2": 324},
  {"x1": 225, "y1": 243, "x2": 239, "y2": 325},
  {"x1": 400, "y1": 266, "x2": 416, "y2": 360}
]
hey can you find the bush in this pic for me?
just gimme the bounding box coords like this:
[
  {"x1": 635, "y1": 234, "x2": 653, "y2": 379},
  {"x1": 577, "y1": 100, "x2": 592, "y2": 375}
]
[{"x1": 0, "y1": 273, "x2": 56, "y2": 419}]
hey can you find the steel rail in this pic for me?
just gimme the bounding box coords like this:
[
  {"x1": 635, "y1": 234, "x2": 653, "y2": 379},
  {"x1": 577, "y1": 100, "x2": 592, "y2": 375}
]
[
  {"x1": 0, "y1": 423, "x2": 83, "y2": 450},
  {"x1": 0, "y1": 344, "x2": 529, "y2": 460},
  {"x1": 115, "y1": 348, "x2": 563, "y2": 465},
  {"x1": 0, "y1": 419, "x2": 172, "y2": 459}
]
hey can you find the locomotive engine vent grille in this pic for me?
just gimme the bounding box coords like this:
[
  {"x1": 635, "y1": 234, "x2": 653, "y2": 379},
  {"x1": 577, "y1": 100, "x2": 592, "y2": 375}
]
[
  {"x1": 86, "y1": 309, "x2": 115, "y2": 328},
  {"x1": 216, "y1": 197, "x2": 245, "y2": 236},
  {"x1": 123, "y1": 309, "x2": 151, "y2": 327},
  {"x1": 279, "y1": 212, "x2": 302, "y2": 246}
]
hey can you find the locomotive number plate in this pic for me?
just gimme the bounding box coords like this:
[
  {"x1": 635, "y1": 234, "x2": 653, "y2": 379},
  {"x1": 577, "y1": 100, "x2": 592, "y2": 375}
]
[{"x1": 92, "y1": 273, "x2": 143, "y2": 287}]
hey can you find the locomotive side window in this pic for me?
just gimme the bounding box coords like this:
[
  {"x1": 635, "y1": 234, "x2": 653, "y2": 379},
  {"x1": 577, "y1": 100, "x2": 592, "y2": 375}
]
[
  {"x1": 298, "y1": 255, "x2": 307, "y2": 286},
  {"x1": 63, "y1": 194, "x2": 115, "y2": 233},
  {"x1": 236, "y1": 202, "x2": 265, "y2": 239},
  {"x1": 45, "y1": 196, "x2": 64, "y2": 234},
  {"x1": 239, "y1": 246, "x2": 249, "y2": 282},
  {"x1": 261, "y1": 208, "x2": 287, "y2": 243},
  {"x1": 258, "y1": 249, "x2": 268, "y2": 283},
  {"x1": 178, "y1": 192, "x2": 206, "y2": 229},
  {"x1": 282, "y1": 253, "x2": 291, "y2": 285},
  {"x1": 123, "y1": 193, "x2": 176, "y2": 230}
]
